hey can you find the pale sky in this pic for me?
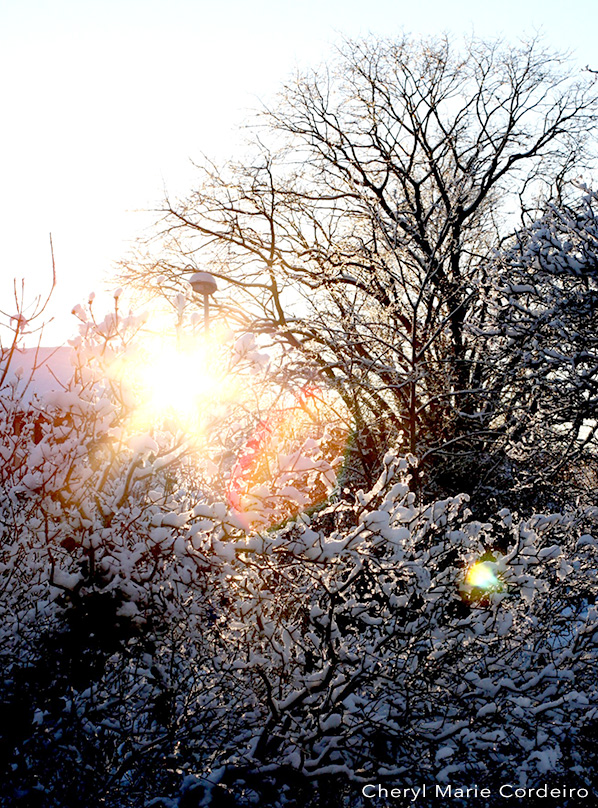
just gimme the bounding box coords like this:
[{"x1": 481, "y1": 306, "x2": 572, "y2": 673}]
[{"x1": 1, "y1": 0, "x2": 597, "y2": 345}]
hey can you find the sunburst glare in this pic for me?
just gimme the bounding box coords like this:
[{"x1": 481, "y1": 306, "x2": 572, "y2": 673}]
[
  {"x1": 117, "y1": 327, "x2": 239, "y2": 437},
  {"x1": 466, "y1": 561, "x2": 500, "y2": 590}
]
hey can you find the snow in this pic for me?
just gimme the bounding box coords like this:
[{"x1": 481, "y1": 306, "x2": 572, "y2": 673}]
[{"x1": 0, "y1": 346, "x2": 72, "y2": 404}]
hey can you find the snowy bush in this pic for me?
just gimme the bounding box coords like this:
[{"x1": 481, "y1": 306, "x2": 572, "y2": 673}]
[
  {"x1": 2, "y1": 287, "x2": 598, "y2": 807},
  {"x1": 481, "y1": 187, "x2": 598, "y2": 507},
  {"x1": 2, "y1": 335, "x2": 598, "y2": 807},
  {"x1": 0, "y1": 300, "x2": 342, "y2": 806}
]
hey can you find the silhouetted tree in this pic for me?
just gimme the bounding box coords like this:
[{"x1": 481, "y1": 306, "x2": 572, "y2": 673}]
[{"x1": 123, "y1": 34, "x2": 598, "y2": 495}]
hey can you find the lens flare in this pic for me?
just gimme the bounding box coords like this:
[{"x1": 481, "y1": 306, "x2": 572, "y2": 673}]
[{"x1": 466, "y1": 561, "x2": 500, "y2": 590}]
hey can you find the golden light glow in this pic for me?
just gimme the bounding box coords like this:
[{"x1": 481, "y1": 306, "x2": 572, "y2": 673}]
[
  {"x1": 119, "y1": 330, "x2": 238, "y2": 436},
  {"x1": 93, "y1": 316, "x2": 352, "y2": 528},
  {"x1": 227, "y1": 386, "x2": 349, "y2": 530},
  {"x1": 466, "y1": 561, "x2": 500, "y2": 590}
]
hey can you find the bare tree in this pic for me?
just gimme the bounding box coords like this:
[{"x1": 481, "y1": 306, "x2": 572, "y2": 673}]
[{"x1": 123, "y1": 34, "x2": 598, "y2": 494}]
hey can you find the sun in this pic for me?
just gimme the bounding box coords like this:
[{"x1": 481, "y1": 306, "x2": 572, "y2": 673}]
[
  {"x1": 124, "y1": 333, "x2": 234, "y2": 434},
  {"x1": 466, "y1": 561, "x2": 500, "y2": 590},
  {"x1": 137, "y1": 343, "x2": 217, "y2": 416}
]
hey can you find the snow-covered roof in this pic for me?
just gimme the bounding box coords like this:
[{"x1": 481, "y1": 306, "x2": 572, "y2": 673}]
[{"x1": 0, "y1": 346, "x2": 73, "y2": 405}]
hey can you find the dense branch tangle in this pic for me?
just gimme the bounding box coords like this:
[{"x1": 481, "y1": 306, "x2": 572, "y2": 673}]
[{"x1": 124, "y1": 34, "x2": 598, "y2": 493}]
